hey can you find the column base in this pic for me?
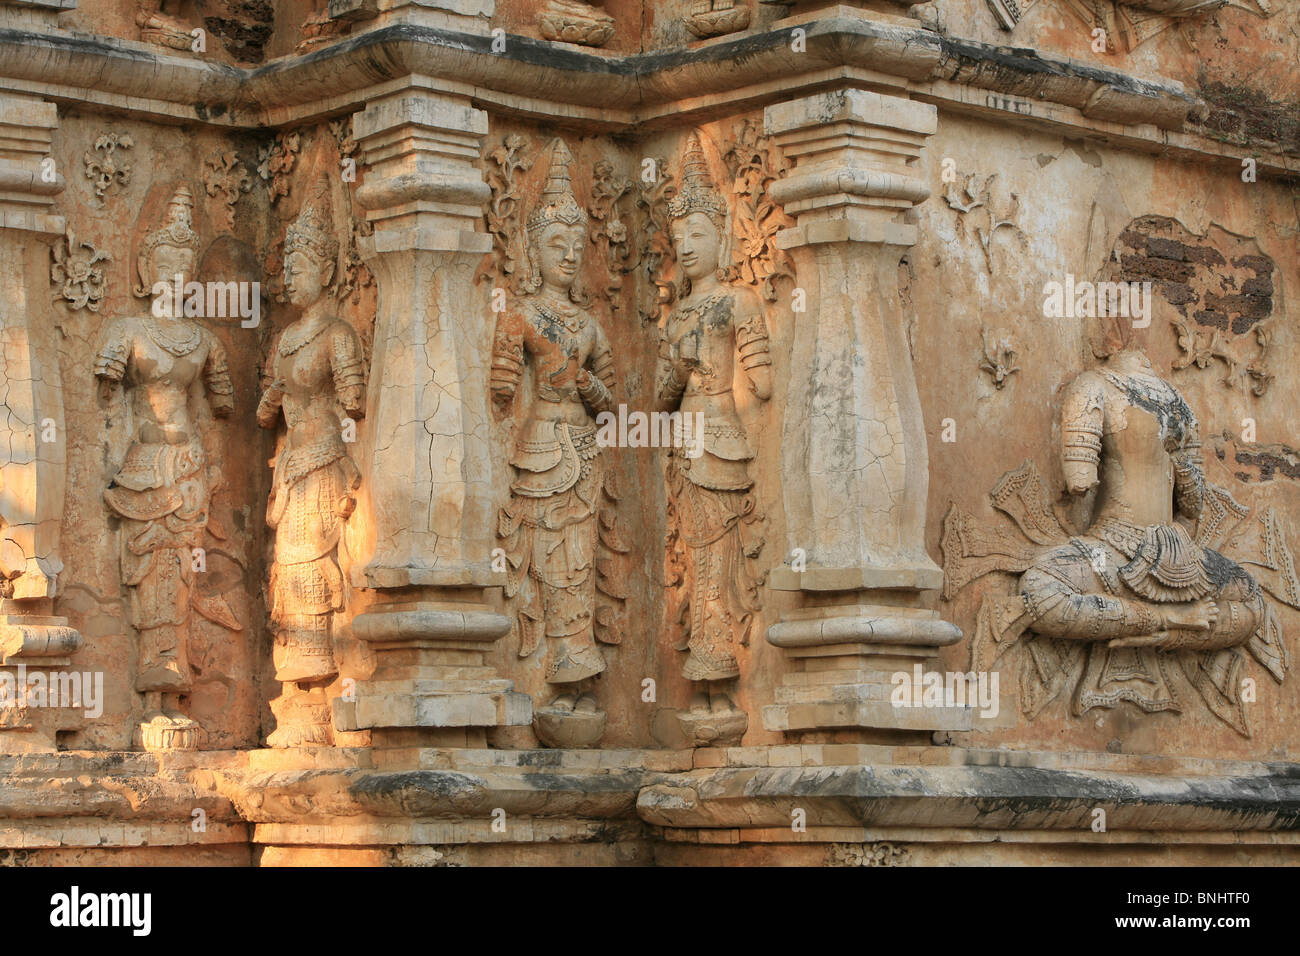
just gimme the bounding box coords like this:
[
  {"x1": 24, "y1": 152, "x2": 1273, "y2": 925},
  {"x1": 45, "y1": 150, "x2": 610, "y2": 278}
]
[
  {"x1": 336, "y1": 598, "x2": 532, "y2": 748},
  {"x1": 764, "y1": 604, "x2": 968, "y2": 740}
]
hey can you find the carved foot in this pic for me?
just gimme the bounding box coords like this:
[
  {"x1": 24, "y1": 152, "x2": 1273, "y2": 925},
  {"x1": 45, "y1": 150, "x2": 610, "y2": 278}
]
[
  {"x1": 537, "y1": 0, "x2": 616, "y2": 47},
  {"x1": 677, "y1": 689, "x2": 747, "y2": 747},
  {"x1": 268, "y1": 688, "x2": 334, "y2": 748},
  {"x1": 683, "y1": 1, "x2": 751, "y2": 38},
  {"x1": 138, "y1": 713, "x2": 200, "y2": 752},
  {"x1": 137, "y1": 14, "x2": 196, "y2": 51},
  {"x1": 534, "y1": 693, "x2": 606, "y2": 748},
  {"x1": 295, "y1": 11, "x2": 350, "y2": 53}
]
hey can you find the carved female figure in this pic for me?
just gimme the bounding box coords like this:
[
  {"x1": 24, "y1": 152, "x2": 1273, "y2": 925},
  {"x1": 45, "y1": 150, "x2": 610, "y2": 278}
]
[
  {"x1": 257, "y1": 180, "x2": 366, "y2": 748},
  {"x1": 491, "y1": 139, "x2": 620, "y2": 748},
  {"x1": 659, "y1": 132, "x2": 771, "y2": 745},
  {"x1": 95, "y1": 184, "x2": 240, "y2": 751}
]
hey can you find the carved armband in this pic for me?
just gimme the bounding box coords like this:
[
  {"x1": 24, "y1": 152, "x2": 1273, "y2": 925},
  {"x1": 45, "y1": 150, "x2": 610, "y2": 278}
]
[
  {"x1": 578, "y1": 370, "x2": 613, "y2": 411},
  {"x1": 256, "y1": 383, "x2": 284, "y2": 429},
  {"x1": 330, "y1": 327, "x2": 367, "y2": 418},
  {"x1": 736, "y1": 314, "x2": 772, "y2": 371},
  {"x1": 204, "y1": 338, "x2": 235, "y2": 417},
  {"x1": 94, "y1": 328, "x2": 128, "y2": 383},
  {"x1": 1061, "y1": 375, "x2": 1105, "y2": 494},
  {"x1": 1172, "y1": 436, "x2": 1206, "y2": 519},
  {"x1": 490, "y1": 317, "x2": 525, "y2": 404}
]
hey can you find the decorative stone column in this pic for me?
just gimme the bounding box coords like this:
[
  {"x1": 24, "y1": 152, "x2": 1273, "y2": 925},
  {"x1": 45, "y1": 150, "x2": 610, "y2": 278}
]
[
  {"x1": 761, "y1": 88, "x2": 967, "y2": 742},
  {"x1": 332, "y1": 89, "x2": 530, "y2": 748},
  {"x1": 0, "y1": 92, "x2": 85, "y2": 752}
]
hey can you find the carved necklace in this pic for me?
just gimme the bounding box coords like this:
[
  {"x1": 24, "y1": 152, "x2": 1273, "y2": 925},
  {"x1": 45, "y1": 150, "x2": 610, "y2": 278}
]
[
  {"x1": 670, "y1": 290, "x2": 728, "y2": 338},
  {"x1": 534, "y1": 300, "x2": 586, "y2": 334},
  {"x1": 1099, "y1": 367, "x2": 1196, "y2": 446},
  {"x1": 142, "y1": 316, "x2": 201, "y2": 357},
  {"x1": 279, "y1": 319, "x2": 331, "y2": 357}
]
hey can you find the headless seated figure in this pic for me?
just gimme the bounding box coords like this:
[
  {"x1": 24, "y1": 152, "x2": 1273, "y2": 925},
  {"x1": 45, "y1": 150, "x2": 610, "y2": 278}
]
[{"x1": 1019, "y1": 346, "x2": 1263, "y2": 711}]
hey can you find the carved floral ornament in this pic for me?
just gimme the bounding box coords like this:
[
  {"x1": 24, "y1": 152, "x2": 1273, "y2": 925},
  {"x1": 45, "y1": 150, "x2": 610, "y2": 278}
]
[
  {"x1": 50, "y1": 228, "x2": 109, "y2": 312},
  {"x1": 83, "y1": 133, "x2": 133, "y2": 202}
]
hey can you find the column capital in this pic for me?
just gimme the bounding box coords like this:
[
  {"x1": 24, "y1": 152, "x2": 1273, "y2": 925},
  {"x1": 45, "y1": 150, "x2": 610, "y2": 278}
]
[
  {"x1": 354, "y1": 90, "x2": 493, "y2": 253},
  {"x1": 0, "y1": 93, "x2": 65, "y2": 238},
  {"x1": 765, "y1": 88, "x2": 935, "y2": 248}
]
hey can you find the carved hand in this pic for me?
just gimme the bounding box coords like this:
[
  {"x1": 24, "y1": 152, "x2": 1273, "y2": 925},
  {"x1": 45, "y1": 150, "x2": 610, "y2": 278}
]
[{"x1": 1107, "y1": 600, "x2": 1219, "y2": 649}]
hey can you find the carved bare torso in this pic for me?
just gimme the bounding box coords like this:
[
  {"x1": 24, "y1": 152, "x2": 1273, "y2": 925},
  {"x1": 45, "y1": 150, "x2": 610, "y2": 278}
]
[
  {"x1": 518, "y1": 299, "x2": 604, "y2": 426},
  {"x1": 1093, "y1": 371, "x2": 1181, "y2": 529},
  {"x1": 665, "y1": 290, "x2": 741, "y2": 419},
  {"x1": 270, "y1": 317, "x2": 363, "y2": 449},
  {"x1": 110, "y1": 316, "x2": 226, "y2": 445}
]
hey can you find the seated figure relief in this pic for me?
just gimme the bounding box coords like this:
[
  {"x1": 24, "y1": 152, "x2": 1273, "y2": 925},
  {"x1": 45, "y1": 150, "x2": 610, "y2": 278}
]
[
  {"x1": 943, "y1": 316, "x2": 1300, "y2": 736},
  {"x1": 95, "y1": 184, "x2": 242, "y2": 751}
]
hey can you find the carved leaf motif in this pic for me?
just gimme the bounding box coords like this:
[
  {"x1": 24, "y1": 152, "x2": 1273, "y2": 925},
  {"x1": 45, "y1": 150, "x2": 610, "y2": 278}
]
[
  {"x1": 723, "y1": 119, "x2": 796, "y2": 302},
  {"x1": 478, "y1": 135, "x2": 533, "y2": 294}
]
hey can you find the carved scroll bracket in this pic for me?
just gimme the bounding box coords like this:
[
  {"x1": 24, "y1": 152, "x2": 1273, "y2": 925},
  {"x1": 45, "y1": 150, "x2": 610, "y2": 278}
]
[
  {"x1": 761, "y1": 88, "x2": 964, "y2": 741},
  {"x1": 337, "y1": 88, "x2": 529, "y2": 748}
]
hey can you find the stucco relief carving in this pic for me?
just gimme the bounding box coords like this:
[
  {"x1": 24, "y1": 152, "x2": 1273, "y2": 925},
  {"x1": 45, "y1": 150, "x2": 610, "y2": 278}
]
[
  {"x1": 490, "y1": 139, "x2": 627, "y2": 749},
  {"x1": 538, "y1": 0, "x2": 616, "y2": 46},
  {"x1": 136, "y1": 0, "x2": 195, "y2": 50},
  {"x1": 94, "y1": 185, "x2": 242, "y2": 752},
  {"x1": 722, "y1": 119, "x2": 795, "y2": 304},
  {"x1": 83, "y1": 134, "x2": 133, "y2": 203},
  {"x1": 684, "y1": 1, "x2": 752, "y2": 38},
  {"x1": 50, "y1": 228, "x2": 109, "y2": 313},
  {"x1": 258, "y1": 179, "x2": 366, "y2": 748},
  {"x1": 480, "y1": 135, "x2": 534, "y2": 295},
  {"x1": 203, "y1": 152, "x2": 253, "y2": 233},
  {"x1": 258, "y1": 131, "x2": 301, "y2": 207},
  {"x1": 942, "y1": 327, "x2": 1299, "y2": 736},
  {"x1": 659, "y1": 132, "x2": 771, "y2": 748},
  {"x1": 944, "y1": 173, "x2": 1023, "y2": 274},
  {"x1": 987, "y1": 0, "x2": 1274, "y2": 49},
  {"x1": 979, "y1": 326, "x2": 1022, "y2": 389}
]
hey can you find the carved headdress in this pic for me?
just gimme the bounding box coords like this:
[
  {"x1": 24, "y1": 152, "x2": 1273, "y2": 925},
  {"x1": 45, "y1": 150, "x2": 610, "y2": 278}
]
[
  {"x1": 285, "y1": 176, "x2": 340, "y2": 275},
  {"x1": 666, "y1": 132, "x2": 728, "y2": 233},
  {"x1": 135, "y1": 184, "x2": 201, "y2": 296},
  {"x1": 526, "y1": 139, "x2": 587, "y2": 235}
]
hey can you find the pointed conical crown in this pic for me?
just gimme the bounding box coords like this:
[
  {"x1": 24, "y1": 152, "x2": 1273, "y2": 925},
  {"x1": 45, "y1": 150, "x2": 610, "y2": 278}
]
[
  {"x1": 285, "y1": 176, "x2": 340, "y2": 267},
  {"x1": 526, "y1": 138, "x2": 587, "y2": 234},
  {"x1": 142, "y1": 183, "x2": 200, "y2": 254},
  {"x1": 666, "y1": 131, "x2": 728, "y2": 226},
  {"x1": 136, "y1": 183, "x2": 201, "y2": 295}
]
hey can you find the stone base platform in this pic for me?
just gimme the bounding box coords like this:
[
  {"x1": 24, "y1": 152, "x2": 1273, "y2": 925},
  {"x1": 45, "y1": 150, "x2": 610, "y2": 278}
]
[{"x1": 1, "y1": 746, "x2": 1297, "y2": 865}]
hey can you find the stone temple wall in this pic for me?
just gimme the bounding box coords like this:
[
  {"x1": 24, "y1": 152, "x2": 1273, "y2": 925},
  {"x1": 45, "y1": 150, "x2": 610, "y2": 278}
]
[{"x1": 0, "y1": 0, "x2": 1296, "y2": 866}]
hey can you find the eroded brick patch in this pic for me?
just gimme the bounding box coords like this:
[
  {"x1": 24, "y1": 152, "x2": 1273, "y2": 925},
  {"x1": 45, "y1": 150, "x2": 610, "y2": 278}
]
[{"x1": 1110, "y1": 216, "x2": 1275, "y2": 335}]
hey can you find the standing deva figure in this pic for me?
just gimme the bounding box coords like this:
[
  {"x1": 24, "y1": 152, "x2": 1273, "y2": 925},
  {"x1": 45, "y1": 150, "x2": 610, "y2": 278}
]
[
  {"x1": 96, "y1": 184, "x2": 241, "y2": 752},
  {"x1": 491, "y1": 138, "x2": 623, "y2": 749},
  {"x1": 257, "y1": 178, "x2": 366, "y2": 748},
  {"x1": 659, "y1": 131, "x2": 771, "y2": 747}
]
